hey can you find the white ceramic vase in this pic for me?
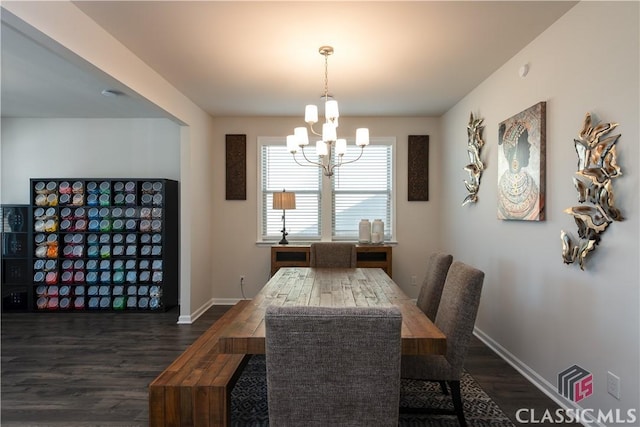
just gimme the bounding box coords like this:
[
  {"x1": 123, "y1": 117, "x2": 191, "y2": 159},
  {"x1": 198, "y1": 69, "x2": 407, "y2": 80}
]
[
  {"x1": 371, "y1": 219, "x2": 384, "y2": 243},
  {"x1": 358, "y1": 219, "x2": 371, "y2": 243}
]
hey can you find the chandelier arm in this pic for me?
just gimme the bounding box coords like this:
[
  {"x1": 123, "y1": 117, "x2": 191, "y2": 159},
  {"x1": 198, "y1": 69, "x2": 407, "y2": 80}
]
[
  {"x1": 297, "y1": 146, "x2": 324, "y2": 169},
  {"x1": 335, "y1": 145, "x2": 365, "y2": 167},
  {"x1": 308, "y1": 123, "x2": 322, "y2": 137},
  {"x1": 299, "y1": 146, "x2": 333, "y2": 177}
]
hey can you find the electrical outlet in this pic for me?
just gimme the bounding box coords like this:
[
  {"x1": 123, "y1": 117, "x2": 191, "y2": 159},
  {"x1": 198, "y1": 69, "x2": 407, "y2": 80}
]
[
  {"x1": 240, "y1": 275, "x2": 245, "y2": 284},
  {"x1": 607, "y1": 371, "x2": 621, "y2": 399},
  {"x1": 410, "y1": 275, "x2": 418, "y2": 286}
]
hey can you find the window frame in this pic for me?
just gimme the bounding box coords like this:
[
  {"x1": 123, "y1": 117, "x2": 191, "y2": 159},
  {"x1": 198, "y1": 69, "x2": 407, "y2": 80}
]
[{"x1": 257, "y1": 136, "x2": 396, "y2": 243}]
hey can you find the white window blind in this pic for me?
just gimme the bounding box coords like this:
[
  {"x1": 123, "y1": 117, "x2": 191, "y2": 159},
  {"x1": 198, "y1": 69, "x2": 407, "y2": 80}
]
[
  {"x1": 260, "y1": 141, "x2": 321, "y2": 240},
  {"x1": 332, "y1": 144, "x2": 393, "y2": 240}
]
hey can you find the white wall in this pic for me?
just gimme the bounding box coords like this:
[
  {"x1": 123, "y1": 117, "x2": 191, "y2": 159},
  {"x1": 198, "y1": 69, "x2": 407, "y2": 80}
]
[
  {"x1": 441, "y1": 2, "x2": 639, "y2": 422},
  {"x1": 1, "y1": 118, "x2": 180, "y2": 203},
  {"x1": 209, "y1": 116, "x2": 443, "y2": 301}
]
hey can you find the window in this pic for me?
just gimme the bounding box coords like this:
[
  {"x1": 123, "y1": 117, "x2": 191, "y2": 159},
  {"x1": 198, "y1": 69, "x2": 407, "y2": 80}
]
[
  {"x1": 259, "y1": 136, "x2": 395, "y2": 242},
  {"x1": 332, "y1": 144, "x2": 393, "y2": 240}
]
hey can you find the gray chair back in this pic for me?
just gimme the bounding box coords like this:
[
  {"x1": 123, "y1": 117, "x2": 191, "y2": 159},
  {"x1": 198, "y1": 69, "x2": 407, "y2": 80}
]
[
  {"x1": 309, "y1": 242, "x2": 357, "y2": 268},
  {"x1": 435, "y1": 260, "x2": 484, "y2": 374},
  {"x1": 265, "y1": 305, "x2": 402, "y2": 427},
  {"x1": 416, "y1": 252, "x2": 453, "y2": 321},
  {"x1": 400, "y1": 261, "x2": 484, "y2": 426}
]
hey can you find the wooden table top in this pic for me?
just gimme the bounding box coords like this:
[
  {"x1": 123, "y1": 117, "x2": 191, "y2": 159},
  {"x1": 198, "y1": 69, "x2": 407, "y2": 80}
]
[{"x1": 217, "y1": 267, "x2": 446, "y2": 356}]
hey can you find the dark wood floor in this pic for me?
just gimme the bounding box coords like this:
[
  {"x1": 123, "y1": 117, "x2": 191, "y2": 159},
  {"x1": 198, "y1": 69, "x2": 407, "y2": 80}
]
[{"x1": 2, "y1": 305, "x2": 571, "y2": 426}]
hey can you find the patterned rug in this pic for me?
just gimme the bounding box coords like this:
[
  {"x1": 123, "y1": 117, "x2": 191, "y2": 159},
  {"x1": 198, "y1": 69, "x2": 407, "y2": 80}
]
[{"x1": 231, "y1": 355, "x2": 515, "y2": 427}]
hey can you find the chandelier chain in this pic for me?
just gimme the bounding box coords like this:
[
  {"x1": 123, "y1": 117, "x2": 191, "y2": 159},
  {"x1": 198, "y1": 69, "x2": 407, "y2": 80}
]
[{"x1": 323, "y1": 52, "x2": 329, "y2": 101}]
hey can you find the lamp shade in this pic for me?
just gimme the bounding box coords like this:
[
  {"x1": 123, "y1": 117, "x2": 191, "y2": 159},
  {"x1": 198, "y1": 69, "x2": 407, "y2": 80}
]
[
  {"x1": 286, "y1": 135, "x2": 298, "y2": 153},
  {"x1": 322, "y1": 122, "x2": 337, "y2": 143},
  {"x1": 273, "y1": 191, "x2": 296, "y2": 210},
  {"x1": 356, "y1": 128, "x2": 370, "y2": 146}
]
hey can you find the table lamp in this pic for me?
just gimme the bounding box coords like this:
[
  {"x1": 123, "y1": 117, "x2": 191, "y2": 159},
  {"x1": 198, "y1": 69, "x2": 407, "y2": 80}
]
[{"x1": 273, "y1": 190, "x2": 296, "y2": 245}]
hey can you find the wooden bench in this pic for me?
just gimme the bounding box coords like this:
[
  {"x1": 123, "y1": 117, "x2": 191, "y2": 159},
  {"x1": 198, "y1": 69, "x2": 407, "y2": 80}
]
[{"x1": 149, "y1": 300, "x2": 251, "y2": 427}]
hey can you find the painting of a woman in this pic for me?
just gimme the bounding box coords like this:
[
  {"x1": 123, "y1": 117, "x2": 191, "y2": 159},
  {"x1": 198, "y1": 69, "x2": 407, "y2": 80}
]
[{"x1": 497, "y1": 102, "x2": 546, "y2": 220}]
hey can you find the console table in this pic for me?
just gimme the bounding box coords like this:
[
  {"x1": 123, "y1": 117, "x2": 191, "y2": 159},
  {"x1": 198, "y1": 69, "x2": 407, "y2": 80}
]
[{"x1": 270, "y1": 244, "x2": 392, "y2": 277}]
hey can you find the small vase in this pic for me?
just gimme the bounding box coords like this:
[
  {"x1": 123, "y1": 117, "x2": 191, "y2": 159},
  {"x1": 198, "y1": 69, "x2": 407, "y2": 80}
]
[
  {"x1": 358, "y1": 219, "x2": 371, "y2": 243},
  {"x1": 371, "y1": 219, "x2": 384, "y2": 244}
]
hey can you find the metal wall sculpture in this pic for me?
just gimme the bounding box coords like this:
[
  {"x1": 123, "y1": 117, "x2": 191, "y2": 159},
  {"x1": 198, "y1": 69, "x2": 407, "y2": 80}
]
[
  {"x1": 462, "y1": 113, "x2": 485, "y2": 206},
  {"x1": 561, "y1": 112, "x2": 623, "y2": 270}
]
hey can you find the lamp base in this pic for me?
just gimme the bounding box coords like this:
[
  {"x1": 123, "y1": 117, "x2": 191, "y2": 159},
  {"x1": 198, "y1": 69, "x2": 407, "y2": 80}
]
[{"x1": 279, "y1": 229, "x2": 289, "y2": 245}]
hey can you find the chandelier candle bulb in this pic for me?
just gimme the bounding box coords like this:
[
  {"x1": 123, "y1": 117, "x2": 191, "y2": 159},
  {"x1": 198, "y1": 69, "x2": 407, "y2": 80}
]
[
  {"x1": 294, "y1": 127, "x2": 309, "y2": 145},
  {"x1": 322, "y1": 123, "x2": 337, "y2": 142},
  {"x1": 305, "y1": 105, "x2": 318, "y2": 124},
  {"x1": 286, "y1": 135, "x2": 298, "y2": 153},
  {"x1": 336, "y1": 139, "x2": 347, "y2": 155},
  {"x1": 356, "y1": 128, "x2": 370, "y2": 146},
  {"x1": 316, "y1": 140, "x2": 328, "y2": 157},
  {"x1": 325, "y1": 100, "x2": 339, "y2": 121}
]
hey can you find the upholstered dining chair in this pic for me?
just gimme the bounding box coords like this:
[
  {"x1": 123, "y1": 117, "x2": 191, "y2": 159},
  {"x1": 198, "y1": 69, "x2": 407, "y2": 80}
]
[
  {"x1": 265, "y1": 305, "x2": 402, "y2": 427},
  {"x1": 401, "y1": 261, "x2": 485, "y2": 427},
  {"x1": 416, "y1": 252, "x2": 453, "y2": 321},
  {"x1": 309, "y1": 242, "x2": 357, "y2": 268}
]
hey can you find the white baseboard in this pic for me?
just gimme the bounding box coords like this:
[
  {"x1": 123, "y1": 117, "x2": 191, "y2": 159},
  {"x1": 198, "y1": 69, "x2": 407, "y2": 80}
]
[
  {"x1": 212, "y1": 298, "x2": 244, "y2": 305},
  {"x1": 473, "y1": 327, "x2": 598, "y2": 427},
  {"x1": 177, "y1": 298, "x2": 245, "y2": 324}
]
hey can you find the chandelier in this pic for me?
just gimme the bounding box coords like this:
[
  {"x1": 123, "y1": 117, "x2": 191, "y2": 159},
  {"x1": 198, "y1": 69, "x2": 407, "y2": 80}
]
[{"x1": 287, "y1": 46, "x2": 370, "y2": 177}]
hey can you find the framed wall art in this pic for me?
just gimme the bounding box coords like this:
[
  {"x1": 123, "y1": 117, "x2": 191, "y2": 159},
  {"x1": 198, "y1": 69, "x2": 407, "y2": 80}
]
[
  {"x1": 408, "y1": 135, "x2": 429, "y2": 201},
  {"x1": 225, "y1": 134, "x2": 246, "y2": 200},
  {"x1": 497, "y1": 102, "x2": 546, "y2": 221}
]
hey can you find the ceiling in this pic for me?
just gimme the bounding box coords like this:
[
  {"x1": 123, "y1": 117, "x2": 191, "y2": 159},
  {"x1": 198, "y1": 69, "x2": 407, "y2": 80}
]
[{"x1": 1, "y1": 1, "x2": 577, "y2": 119}]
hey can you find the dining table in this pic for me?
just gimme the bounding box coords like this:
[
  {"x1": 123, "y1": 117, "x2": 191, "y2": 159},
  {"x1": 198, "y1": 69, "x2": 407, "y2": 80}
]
[{"x1": 217, "y1": 267, "x2": 446, "y2": 356}]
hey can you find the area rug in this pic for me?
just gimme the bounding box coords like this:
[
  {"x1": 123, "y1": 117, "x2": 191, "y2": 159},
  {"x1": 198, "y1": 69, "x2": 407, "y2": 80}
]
[{"x1": 231, "y1": 355, "x2": 515, "y2": 427}]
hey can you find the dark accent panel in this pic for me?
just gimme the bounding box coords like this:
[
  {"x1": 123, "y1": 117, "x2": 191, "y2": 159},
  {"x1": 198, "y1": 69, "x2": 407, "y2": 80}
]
[
  {"x1": 276, "y1": 252, "x2": 307, "y2": 262},
  {"x1": 408, "y1": 135, "x2": 429, "y2": 201},
  {"x1": 357, "y1": 252, "x2": 387, "y2": 262},
  {"x1": 226, "y1": 134, "x2": 246, "y2": 200}
]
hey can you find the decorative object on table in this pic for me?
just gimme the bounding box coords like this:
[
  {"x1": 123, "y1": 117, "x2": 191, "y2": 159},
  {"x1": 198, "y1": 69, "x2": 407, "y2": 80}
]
[
  {"x1": 462, "y1": 113, "x2": 486, "y2": 206},
  {"x1": 408, "y1": 135, "x2": 429, "y2": 201},
  {"x1": 561, "y1": 112, "x2": 623, "y2": 270},
  {"x1": 225, "y1": 134, "x2": 246, "y2": 200},
  {"x1": 358, "y1": 219, "x2": 371, "y2": 243},
  {"x1": 272, "y1": 190, "x2": 296, "y2": 245},
  {"x1": 286, "y1": 46, "x2": 370, "y2": 177},
  {"x1": 371, "y1": 219, "x2": 384, "y2": 243},
  {"x1": 497, "y1": 102, "x2": 546, "y2": 220}
]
